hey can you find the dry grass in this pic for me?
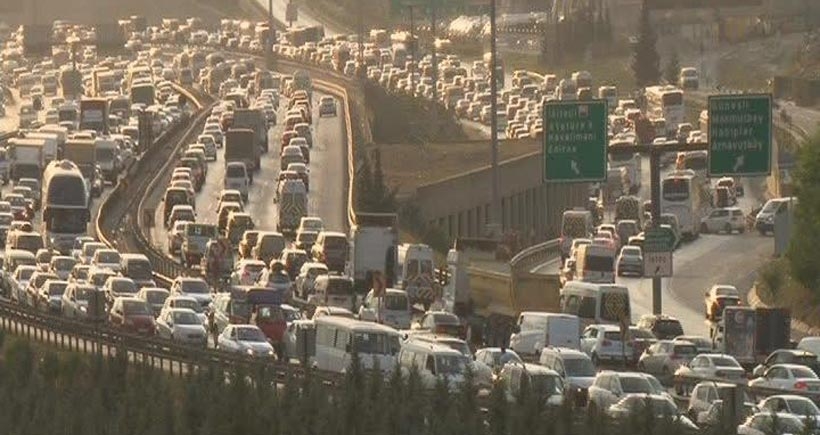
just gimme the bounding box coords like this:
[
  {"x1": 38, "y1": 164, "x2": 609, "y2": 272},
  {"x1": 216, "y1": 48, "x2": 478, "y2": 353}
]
[
  {"x1": 366, "y1": 139, "x2": 540, "y2": 196},
  {"x1": 756, "y1": 259, "x2": 820, "y2": 328}
]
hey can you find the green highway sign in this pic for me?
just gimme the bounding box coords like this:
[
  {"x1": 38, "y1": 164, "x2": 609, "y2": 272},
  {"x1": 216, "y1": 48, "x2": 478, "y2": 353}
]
[
  {"x1": 644, "y1": 227, "x2": 675, "y2": 278},
  {"x1": 543, "y1": 100, "x2": 608, "y2": 183},
  {"x1": 644, "y1": 227, "x2": 676, "y2": 252},
  {"x1": 708, "y1": 94, "x2": 772, "y2": 177}
]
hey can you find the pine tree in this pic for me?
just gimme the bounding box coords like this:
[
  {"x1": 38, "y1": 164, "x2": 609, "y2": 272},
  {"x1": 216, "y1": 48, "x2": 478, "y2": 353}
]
[
  {"x1": 356, "y1": 152, "x2": 374, "y2": 211},
  {"x1": 457, "y1": 365, "x2": 483, "y2": 435},
  {"x1": 788, "y1": 131, "x2": 820, "y2": 291},
  {"x1": 631, "y1": 0, "x2": 661, "y2": 88},
  {"x1": 664, "y1": 51, "x2": 681, "y2": 85},
  {"x1": 487, "y1": 378, "x2": 508, "y2": 435}
]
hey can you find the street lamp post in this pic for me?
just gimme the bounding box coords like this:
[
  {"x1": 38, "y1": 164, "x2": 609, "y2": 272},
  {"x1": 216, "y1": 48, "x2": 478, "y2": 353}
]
[{"x1": 488, "y1": 0, "x2": 500, "y2": 234}]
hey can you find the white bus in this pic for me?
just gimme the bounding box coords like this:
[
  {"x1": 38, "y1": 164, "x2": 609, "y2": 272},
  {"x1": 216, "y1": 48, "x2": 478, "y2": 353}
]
[
  {"x1": 661, "y1": 170, "x2": 711, "y2": 240},
  {"x1": 645, "y1": 85, "x2": 684, "y2": 135},
  {"x1": 559, "y1": 281, "x2": 631, "y2": 329},
  {"x1": 314, "y1": 316, "x2": 401, "y2": 374},
  {"x1": 608, "y1": 135, "x2": 641, "y2": 194},
  {"x1": 41, "y1": 160, "x2": 90, "y2": 254}
]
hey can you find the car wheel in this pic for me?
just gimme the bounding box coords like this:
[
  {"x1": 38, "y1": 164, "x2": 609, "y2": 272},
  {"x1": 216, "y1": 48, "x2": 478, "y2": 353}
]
[
  {"x1": 723, "y1": 223, "x2": 732, "y2": 234},
  {"x1": 700, "y1": 223, "x2": 709, "y2": 234},
  {"x1": 591, "y1": 352, "x2": 600, "y2": 367}
]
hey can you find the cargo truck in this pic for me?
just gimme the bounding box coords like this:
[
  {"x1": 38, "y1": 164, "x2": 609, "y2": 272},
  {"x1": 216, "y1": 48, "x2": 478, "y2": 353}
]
[
  {"x1": 348, "y1": 213, "x2": 398, "y2": 293},
  {"x1": 7, "y1": 138, "x2": 45, "y2": 181},
  {"x1": 224, "y1": 128, "x2": 260, "y2": 177},
  {"x1": 78, "y1": 98, "x2": 109, "y2": 135},
  {"x1": 712, "y1": 306, "x2": 791, "y2": 369},
  {"x1": 233, "y1": 109, "x2": 268, "y2": 152},
  {"x1": 444, "y1": 238, "x2": 562, "y2": 346},
  {"x1": 19, "y1": 131, "x2": 58, "y2": 163}
]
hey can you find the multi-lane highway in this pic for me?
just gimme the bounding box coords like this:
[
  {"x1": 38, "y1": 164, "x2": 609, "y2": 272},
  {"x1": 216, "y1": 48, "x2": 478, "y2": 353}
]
[{"x1": 149, "y1": 90, "x2": 348, "y2": 254}]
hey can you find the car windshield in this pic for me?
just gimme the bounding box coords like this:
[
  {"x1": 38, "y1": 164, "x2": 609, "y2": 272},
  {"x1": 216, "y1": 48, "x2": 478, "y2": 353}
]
[
  {"x1": 673, "y1": 345, "x2": 698, "y2": 357},
  {"x1": 53, "y1": 258, "x2": 76, "y2": 270},
  {"x1": 244, "y1": 263, "x2": 265, "y2": 274},
  {"x1": 630, "y1": 328, "x2": 657, "y2": 339},
  {"x1": 564, "y1": 357, "x2": 596, "y2": 377},
  {"x1": 112, "y1": 280, "x2": 137, "y2": 293},
  {"x1": 786, "y1": 399, "x2": 820, "y2": 416},
  {"x1": 174, "y1": 299, "x2": 203, "y2": 313},
  {"x1": 436, "y1": 354, "x2": 468, "y2": 375},
  {"x1": 172, "y1": 311, "x2": 200, "y2": 325},
  {"x1": 621, "y1": 247, "x2": 641, "y2": 257},
  {"x1": 625, "y1": 397, "x2": 677, "y2": 416},
  {"x1": 237, "y1": 327, "x2": 266, "y2": 342},
  {"x1": 433, "y1": 313, "x2": 460, "y2": 325},
  {"x1": 711, "y1": 357, "x2": 740, "y2": 367},
  {"x1": 530, "y1": 374, "x2": 564, "y2": 396},
  {"x1": 46, "y1": 283, "x2": 67, "y2": 296},
  {"x1": 226, "y1": 165, "x2": 245, "y2": 177},
  {"x1": 122, "y1": 300, "x2": 151, "y2": 315},
  {"x1": 384, "y1": 294, "x2": 408, "y2": 311},
  {"x1": 182, "y1": 280, "x2": 209, "y2": 294},
  {"x1": 17, "y1": 268, "x2": 35, "y2": 280},
  {"x1": 145, "y1": 291, "x2": 168, "y2": 304},
  {"x1": 619, "y1": 377, "x2": 653, "y2": 394},
  {"x1": 654, "y1": 320, "x2": 684, "y2": 337},
  {"x1": 74, "y1": 286, "x2": 94, "y2": 300},
  {"x1": 126, "y1": 260, "x2": 153, "y2": 280},
  {"x1": 98, "y1": 251, "x2": 120, "y2": 264},
  {"x1": 17, "y1": 235, "x2": 43, "y2": 251},
  {"x1": 327, "y1": 279, "x2": 353, "y2": 295}
]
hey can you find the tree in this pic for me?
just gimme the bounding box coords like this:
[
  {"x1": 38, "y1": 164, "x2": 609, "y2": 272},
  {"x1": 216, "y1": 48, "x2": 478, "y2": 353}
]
[
  {"x1": 664, "y1": 51, "x2": 681, "y2": 85},
  {"x1": 787, "y1": 131, "x2": 820, "y2": 291},
  {"x1": 631, "y1": 0, "x2": 661, "y2": 88}
]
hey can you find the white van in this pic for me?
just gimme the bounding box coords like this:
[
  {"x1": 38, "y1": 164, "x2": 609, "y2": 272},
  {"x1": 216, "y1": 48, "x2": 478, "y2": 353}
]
[
  {"x1": 755, "y1": 197, "x2": 797, "y2": 235},
  {"x1": 314, "y1": 316, "x2": 400, "y2": 374},
  {"x1": 560, "y1": 281, "x2": 631, "y2": 329},
  {"x1": 574, "y1": 243, "x2": 616, "y2": 284},
  {"x1": 510, "y1": 312, "x2": 581, "y2": 357},
  {"x1": 398, "y1": 340, "x2": 471, "y2": 390},
  {"x1": 224, "y1": 161, "x2": 250, "y2": 201}
]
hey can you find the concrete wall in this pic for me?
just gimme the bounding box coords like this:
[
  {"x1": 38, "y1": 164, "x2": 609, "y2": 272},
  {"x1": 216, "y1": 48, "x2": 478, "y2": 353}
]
[{"x1": 412, "y1": 148, "x2": 588, "y2": 242}]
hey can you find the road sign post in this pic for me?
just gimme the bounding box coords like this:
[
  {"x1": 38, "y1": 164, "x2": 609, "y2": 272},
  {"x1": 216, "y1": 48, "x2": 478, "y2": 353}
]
[
  {"x1": 543, "y1": 100, "x2": 608, "y2": 183},
  {"x1": 643, "y1": 227, "x2": 675, "y2": 278},
  {"x1": 708, "y1": 94, "x2": 772, "y2": 177}
]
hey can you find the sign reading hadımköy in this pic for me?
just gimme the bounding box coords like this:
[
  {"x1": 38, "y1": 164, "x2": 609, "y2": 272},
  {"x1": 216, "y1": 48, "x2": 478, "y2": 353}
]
[
  {"x1": 543, "y1": 100, "x2": 608, "y2": 183},
  {"x1": 708, "y1": 94, "x2": 772, "y2": 177}
]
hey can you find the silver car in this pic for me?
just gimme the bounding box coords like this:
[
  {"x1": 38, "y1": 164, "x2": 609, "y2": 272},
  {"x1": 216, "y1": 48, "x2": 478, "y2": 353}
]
[{"x1": 638, "y1": 340, "x2": 698, "y2": 383}]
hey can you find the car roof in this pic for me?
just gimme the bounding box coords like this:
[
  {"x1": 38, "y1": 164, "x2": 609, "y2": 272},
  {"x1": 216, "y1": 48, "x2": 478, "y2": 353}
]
[
  {"x1": 771, "y1": 363, "x2": 816, "y2": 370},
  {"x1": 541, "y1": 347, "x2": 589, "y2": 358}
]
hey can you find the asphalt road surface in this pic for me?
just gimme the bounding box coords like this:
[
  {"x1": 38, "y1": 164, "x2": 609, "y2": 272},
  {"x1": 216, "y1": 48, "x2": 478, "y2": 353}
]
[{"x1": 150, "y1": 90, "x2": 348, "y2": 254}]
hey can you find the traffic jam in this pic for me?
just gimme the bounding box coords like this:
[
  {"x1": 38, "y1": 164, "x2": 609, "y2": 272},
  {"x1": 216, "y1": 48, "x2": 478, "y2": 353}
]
[{"x1": 0, "y1": 17, "x2": 818, "y2": 434}]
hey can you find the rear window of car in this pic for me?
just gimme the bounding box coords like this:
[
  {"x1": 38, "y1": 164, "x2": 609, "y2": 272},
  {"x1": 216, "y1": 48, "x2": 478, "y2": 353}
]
[
  {"x1": 654, "y1": 320, "x2": 684, "y2": 337},
  {"x1": 324, "y1": 236, "x2": 347, "y2": 249},
  {"x1": 673, "y1": 344, "x2": 697, "y2": 356},
  {"x1": 226, "y1": 165, "x2": 245, "y2": 177}
]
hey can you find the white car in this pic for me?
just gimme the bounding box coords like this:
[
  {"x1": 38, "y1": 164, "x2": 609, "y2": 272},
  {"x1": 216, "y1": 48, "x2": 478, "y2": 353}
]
[
  {"x1": 587, "y1": 371, "x2": 667, "y2": 411},
  {"x1": 91, "y1": 249, "x2": 122, "y2": 273},
  {"x1": 162, "y1": 295, "x2": 208, "y2": 325},
  {"x1": 758, "y1": 394, "x2": 820, "y2": 419},
  {"x1": 230, "y1": 260, "x2": 267, "y2": 286},
  {"x1": 738, "y1": 412, "x2": 807, "y2": 435},
  {"x1": 155, "y1": 308, "x2": 208, "y2": 346},
  {"x1": 749, "y1": 363, "x2": 820, "y2": 392},
  {"x1": 169, "y1": 277, "x2": 212, "y2": 308},
  {"x1": 700, "y1": 207, "x2": 745, "y2": 234},
  {"x1": 217, "y1": 324, "x2": 276, "y2": 358},
  {"x1": 580, "y1": 324, "x2": 632, "y2": 366},
  {"x1": 673, "y1": 353, "x2": 746, "y2": 394},
  {"x1": 196, "y1": 134, "x2": 218, "y2": 160}
]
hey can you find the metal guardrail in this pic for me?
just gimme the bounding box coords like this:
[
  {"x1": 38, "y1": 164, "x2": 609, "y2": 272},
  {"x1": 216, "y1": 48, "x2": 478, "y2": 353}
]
[
  {"x1": 509, "y1": 239, "x2": 561, "y2": 275},
  {"x1": 0, "y1": 297, "x2": 342, "y2": 382}
]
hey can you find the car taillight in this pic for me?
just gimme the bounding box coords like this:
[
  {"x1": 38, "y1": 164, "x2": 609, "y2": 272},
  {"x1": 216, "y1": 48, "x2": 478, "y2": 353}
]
[
  {"x1": 602, "y1": 340, "x2": 612, "y2": 347},
  {"x1": 795, "y1": 381, "x2": 808, "y2": 390}
]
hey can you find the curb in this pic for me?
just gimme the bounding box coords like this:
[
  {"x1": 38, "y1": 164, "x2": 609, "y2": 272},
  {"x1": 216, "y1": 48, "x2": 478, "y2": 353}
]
[{"x1": 747, "y1": 285, "x2": 820, "y2": 336}]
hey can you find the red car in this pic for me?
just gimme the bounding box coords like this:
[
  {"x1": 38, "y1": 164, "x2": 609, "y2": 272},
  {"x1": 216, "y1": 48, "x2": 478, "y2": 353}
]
[{"x1": 109, "y1": 297, "x2": 156, "y2": 336}]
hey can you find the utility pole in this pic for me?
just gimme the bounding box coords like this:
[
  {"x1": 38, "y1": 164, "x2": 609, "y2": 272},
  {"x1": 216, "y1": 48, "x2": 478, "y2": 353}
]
[
  {"x1": 357, "y1": 1, "x2": 365, "y2": 79},
  {"x1": 268, "y1": 0, "x2": 276, "y2": 69},
  {"x1": 650, "y1": 150, "x2": 662, "y2": 314},
  {"x1": 430, "y1": 0, "x2": 438, "y2": 132},
  {"x1": 488, "y1": 0, "x2": 500, "y2": 232},
  {"x1": 409, "y1": 4, "x2": 417, "y2": 96}
]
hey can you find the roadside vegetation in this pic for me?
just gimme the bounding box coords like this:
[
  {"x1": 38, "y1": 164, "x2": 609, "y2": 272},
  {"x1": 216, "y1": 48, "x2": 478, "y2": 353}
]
[
  {"x1": 756, "y1": 130, "x2": 820, "y2": 328},
  {"x1": 0, "y1": 333, "x2": 725, "y2": 435}
]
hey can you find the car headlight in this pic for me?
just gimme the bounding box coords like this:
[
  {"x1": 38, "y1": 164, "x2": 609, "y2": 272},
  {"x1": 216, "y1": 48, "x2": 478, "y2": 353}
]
[
  {"x1": 80, "y1": 306, "x2": 87, "y2": 313},
  {"x1": 246, "y1": 348, "x2": 254, "y2": 356},
  {"x1": 268, "y1": 350, "x2": 275, "y2": 357}
]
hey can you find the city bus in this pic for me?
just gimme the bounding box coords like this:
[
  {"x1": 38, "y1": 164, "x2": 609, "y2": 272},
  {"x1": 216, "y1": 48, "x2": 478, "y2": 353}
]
[
  {"x1": 608, "y1": 135, "x2": 641, "y2": 194},
  {"x1": 645, "y1": 85, "x2": 684, "y2": 136},
  {"x1": 660, "y1": 170, "x2": 711, "y2": 240},
  {"x1": 41, "y1": 160, "x2": 90, "y2": 254}
]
